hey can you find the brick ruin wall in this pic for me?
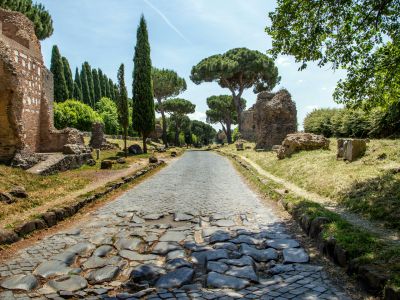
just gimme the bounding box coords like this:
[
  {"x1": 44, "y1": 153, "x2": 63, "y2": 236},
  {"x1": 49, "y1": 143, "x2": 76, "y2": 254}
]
[
  {"x1": 0, "y1": 8, "x2": 82, "y2": 162},
  {"x1": 240, "y1": 90, "x2": 297, "y2": 149}
]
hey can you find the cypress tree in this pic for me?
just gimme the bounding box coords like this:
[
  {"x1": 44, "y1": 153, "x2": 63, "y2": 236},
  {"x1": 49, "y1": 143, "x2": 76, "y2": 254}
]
[
  {"x1": 83, "y1": 62, "x2": 95, "y2": 106},
  {"x1": 92, "y1": 69, "x2": 102, "y2": 103},
  {"x1": 74, "y1": 67, "x2": 82, "y2": 95},
  {"x1": 50, "y1": 45, "x2": 68, "y2": 102},
  {"x1": 98, "y1": 69, "x2": 106, "y2": 97},
  {"x1": 117, "y1": 64, "x2": 130, "y2": 156},
  {"x1": 109, "y1": 78, "x2": 115, "y2": 100},
  {"x1": 132, "y1": 15, "x2": 155, "y2": 153},
  {"x1": 80, "y1": 64, "x2": 91, "y2": 105},
  {"x1": 72, "y1": 81, "x2": 83, "y2": 100},
  {"x1": 62, "y1": 56, "x2": 73, "y2": 99},
  {"x1": 103, "y1": 74, "x2": 110, "y2": 99}
]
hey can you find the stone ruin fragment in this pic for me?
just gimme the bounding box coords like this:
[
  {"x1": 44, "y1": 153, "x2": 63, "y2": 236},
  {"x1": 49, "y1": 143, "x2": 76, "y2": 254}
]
[
  {"x1": 89, "y1": 122, "x2": 119, "y2": 150},
  {"x1": 240, "y1": 89, "x2": 297, "y2": 150},
  {"x1": 0, "y1": 8, "x2": 91, "y2": 171},
  {"x1": 337, "y1": 138, "x2": 367, "y2": 162},
  {"x1": 276, "y1": 133, "x2": 330, "y2": 159}
]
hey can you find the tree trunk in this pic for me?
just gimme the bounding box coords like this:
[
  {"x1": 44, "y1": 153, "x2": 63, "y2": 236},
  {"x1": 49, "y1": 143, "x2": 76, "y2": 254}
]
[
  {"x1": 124, "y1": 127, "x2": 127, "y2": 157},
  {"x1": 142, "y1": 134, "x2": 147, "y2": 154},
  {"x1": 174, "y1": 128, "x2": 179, "y2": 146},
  {"x1": 232, "y1": 94, "x2": 243, "y2": 132},
  {"x1": 226, "y1": 122, "x2": 232, "y2": 144},
  {"x1": 158, "y1": 98, "x2": 168, "y2": 147}
]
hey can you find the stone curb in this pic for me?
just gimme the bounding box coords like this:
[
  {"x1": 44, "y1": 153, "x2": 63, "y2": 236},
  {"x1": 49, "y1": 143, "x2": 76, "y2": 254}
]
[
  {"x1": 220, "y1": 151, "x2": 399, "y2": 300},
  {"x1": 0, "y1": 161, "x2": 165, "y2": 247}
]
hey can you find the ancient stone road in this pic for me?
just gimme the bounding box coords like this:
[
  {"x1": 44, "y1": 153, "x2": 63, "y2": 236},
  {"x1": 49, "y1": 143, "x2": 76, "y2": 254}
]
[{"x1": 0, "y1": 152, "x2": 352, "y2": 299}]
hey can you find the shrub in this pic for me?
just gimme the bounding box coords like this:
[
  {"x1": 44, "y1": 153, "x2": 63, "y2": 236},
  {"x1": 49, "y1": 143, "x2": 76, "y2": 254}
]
[
  {"x1": 95, "y1": 97, "x2": 120, "y2": 135},
  {"x1": 54, "y1": 99, "x2": 103, "y2": 131}
]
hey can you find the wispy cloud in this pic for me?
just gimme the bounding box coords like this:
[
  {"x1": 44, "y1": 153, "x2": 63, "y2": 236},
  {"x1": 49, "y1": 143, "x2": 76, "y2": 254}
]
[
  {"x1": 143, "y1": 0, "x2": 190, "y2": 44},
  {"x1": 276, "y1": 56, "x2": 291, "y2": 66}
]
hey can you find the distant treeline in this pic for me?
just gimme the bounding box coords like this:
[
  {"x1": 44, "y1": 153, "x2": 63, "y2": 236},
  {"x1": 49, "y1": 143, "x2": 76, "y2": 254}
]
[{"x1": 51, "y1": 45, "x2": 118, "y2": 107}]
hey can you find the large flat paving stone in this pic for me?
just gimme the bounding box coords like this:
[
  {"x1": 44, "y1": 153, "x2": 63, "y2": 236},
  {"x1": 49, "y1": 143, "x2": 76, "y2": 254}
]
[
  {"x1": 225, "y1": 265, "x2": 258, "y2": 282},
  {"x1": 33, "y1": 261, "x2": 75, "y2": 279},
  {"x1": 131, "y1": 264, "x2": 165, "y2": 282},
  {"x1": 0, "y1": 274, "x2": 38, "y2": 291},
  {"x1": 82, "y1": 256, "x2": 121, "y2": 270},
  {"x1": 207, "y1": 272, "x2": 250, "y2": 290},
  {"x1": 155, "y1": 267, "x2": 194, "y2": 289},
  {"x1": 265, "y1": 239, "x2": 300, "y2": 249},
  {"x1": 152, "y1": 242, "x2": 182, "y2": 255},
  {"x1": 115, "y1": 237, "x2": 142, "y2": 250},
  {"x1": 119, "y1": 250, "x2": 158, "y2": 261},
  {"x1": 46, "y1": 275, "x2": 87, "y2": 292},
  {"x1": 283, "y1": 248, "x2": 310, "y2": 263},
  {"x1": 241, "y1": 244, "x2": 278, "y2": 262},
  {"x1": 87, "y1": 265, "x2": 120, "y2": 284},
  {"x1": 159, "y1": 231, "x2": 187, "y2": 243}
]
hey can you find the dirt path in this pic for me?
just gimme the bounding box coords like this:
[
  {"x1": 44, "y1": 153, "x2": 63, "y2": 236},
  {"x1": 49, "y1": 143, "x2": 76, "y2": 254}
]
[{"x1": 237, "y1": 154, "x2": 400, "y2": 245}]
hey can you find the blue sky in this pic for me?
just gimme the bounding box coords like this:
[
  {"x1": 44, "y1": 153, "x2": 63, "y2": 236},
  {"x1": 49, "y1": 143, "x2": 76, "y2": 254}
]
[{"x1": 39, "y1": 0, "x2": 345, "y2": 129}]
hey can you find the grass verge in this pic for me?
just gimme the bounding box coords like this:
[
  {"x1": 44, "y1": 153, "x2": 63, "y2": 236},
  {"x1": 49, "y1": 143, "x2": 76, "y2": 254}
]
[{"x1": 219, "y1": 139, "x2": 400, "y2": 231}]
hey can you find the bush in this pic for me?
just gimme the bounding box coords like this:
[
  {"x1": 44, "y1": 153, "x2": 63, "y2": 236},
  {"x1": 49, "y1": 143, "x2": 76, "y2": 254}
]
[
  {"x1": 95, "y1": 97, "x2": 120, "y2": 135},
  {"x1": 54, "y1": 99, "x2": 103, "y2": 131},
  {"x1": 232, "y1": 127, "x2": 240, "y2": 141},
  {"x1": 304, "y1": 107, "x2": 398, "y2": 138}
]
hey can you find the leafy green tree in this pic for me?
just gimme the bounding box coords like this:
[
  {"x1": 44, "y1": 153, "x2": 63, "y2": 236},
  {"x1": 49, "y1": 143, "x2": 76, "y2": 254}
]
[
  {"x1": 206, "y1": 95, "x2": 245, "y2": 144},
  {"x1": 152, "y1": 67, "x2": 187, "y2": 146},
  {"x1": 266, "y1": 0, "x2": 400, "y2": 112},
  {"x1": 62, "y1": 57, "x2": 73, "y2": 99},
  {"x1": 117, "y1": 64, "x2": 130, "y2": 156},
  {"x1": 54, "y1": 99, "x2": 102, "y2": 131},
  {"x1": 92, "y1": 69, "x2": 102, "y2": 103},
  {"x1": 191, "y1": 48, "x2": 279, "y2": 130},
  {"x1": 95, "y1": 97, "x2": 120, "y2": 134},
  {"x1": 161, "y1": 98, "x2": 195, "y2": 145},
  {"x1": 80, "y1": 64, "x2": 92, "y2": 106},
  {"x1": 132, "y1": 15, "x2": 155, "y2": 153},
  {"x1": 191, "y1": 120, "x2": 216, "y2": 146},
  {"x1": 0, "y1": 0, "x2": 53, "y2": 40},
  {"x1": 83, "y1": 62, "x2": 95, "y2": 106},
  {"x1": 50, "y1": 45, "x2": 68, "y2": 102}
]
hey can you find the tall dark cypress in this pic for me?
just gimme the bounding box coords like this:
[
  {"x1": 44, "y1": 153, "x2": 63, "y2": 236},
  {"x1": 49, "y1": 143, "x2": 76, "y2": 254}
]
[
  {"x1": 103, "y1": 74, "x2": 110, "y2": 99},
  {"x1": 98, "y1": 69, "x2": 106, "y2": 97},
  {"x1": 72, "y1": 81, "x2": 83, "y2": 100},
  {"x1": 117, "y1": 64, "x2": 130, "y2": 156},
  {"x1": 92, "y1": 69, "x2": 102, "y2": 102},
  {"x1": 80, "y1": 64, "x2": 91, "y2": 105},
  {"x1": 50, "y1": 45, "x2": 68, "y2": 102},
  {"x1": 74, "y1": 67, "x2": 82, "y2": 96},
  {"x1": 132, "y1": 15, "x2": 155, "y2": 153},
  {"x1": 62, "y1": 56, "x2": 73, "y2": 99},
  {"x1": 83, "y1": 62, "x2": 95, "y2": 106},
  {"x1": 109, "y1": 78, "x2": 115, "y2": 100}
]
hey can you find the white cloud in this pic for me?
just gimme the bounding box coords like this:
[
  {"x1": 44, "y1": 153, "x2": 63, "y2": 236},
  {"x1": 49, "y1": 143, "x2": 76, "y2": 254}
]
[
  {"x1": 321, "y1": 86, "x2": 327, "y2": 91},
  {"x1": 276, "y1": 56, "x2": 291, "y2": 66},
  {"x1": 297, "y1": 79, "x2": 304, "y2": 84},
  {"x1": 189, "y1": 111, "x2": 207, "y2": 123}
]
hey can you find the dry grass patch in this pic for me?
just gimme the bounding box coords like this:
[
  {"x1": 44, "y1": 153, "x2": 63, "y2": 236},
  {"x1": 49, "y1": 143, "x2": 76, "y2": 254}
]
[{"x1": 220, "y1": 138, "x2": 400, "y2": 230}]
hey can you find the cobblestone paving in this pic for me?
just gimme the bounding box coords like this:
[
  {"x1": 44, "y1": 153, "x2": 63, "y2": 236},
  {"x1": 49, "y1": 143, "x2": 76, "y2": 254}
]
[{"x1": 0, "y1": 152, "x2": 352, "y2": 299}]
